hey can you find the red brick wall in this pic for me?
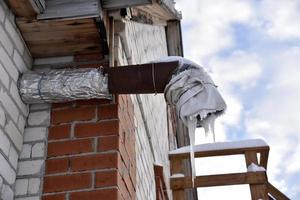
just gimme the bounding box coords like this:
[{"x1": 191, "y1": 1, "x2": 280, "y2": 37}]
[{"x1": 42, "y1": 96, "x2": 136, "y2": 200}]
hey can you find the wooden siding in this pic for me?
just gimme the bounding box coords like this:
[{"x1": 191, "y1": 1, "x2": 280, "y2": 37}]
[
  {"x1": 102, "y1": 0, "x2": 153, "y2": 10},
  {"x1": 6, "y1": 0, "x2": 44, "y2": 17},
  {"x1": 17, "y1": 18, "x2": 103, "y2": 57},
  {"x1": 38, "y1": 0, "x2": 101, "y2": 20}
]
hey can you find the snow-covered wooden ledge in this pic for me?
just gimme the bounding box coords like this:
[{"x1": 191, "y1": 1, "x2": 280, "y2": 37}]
[
  {"x1": 169, "y1": 139, "x2": 270, "y2": 169},
  {"x1": 169, "y1": 139, "x2": 272, "y2": 200}
]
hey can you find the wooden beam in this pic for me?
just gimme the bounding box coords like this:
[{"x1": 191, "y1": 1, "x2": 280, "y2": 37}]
[
  {"x1": 6, "y1": 0, "x2": 41, "y2": 17},
  {"x1": 260, "y1": 149, "x2": 269, "y2": 169},
  {"x1": 101, "y1": 0, "x2": 153, "y2": 10},
  {"x1": 170, "y1": 172, "x2": 268, "y2": 190},
  {"x1": 268, "y1": 183, "x2": 290, "y2": 200},
  {"x1": 166, "y1": 20, "x2": 184, "y2": 57},
  {"x1": 245, "y1": 151, "x2": 268, "y2": 200},
  {"x1": 171, "y1": 159, "x2": 185, "y2": 200}
]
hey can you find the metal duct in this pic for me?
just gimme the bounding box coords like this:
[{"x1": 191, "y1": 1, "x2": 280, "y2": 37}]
[{"x1": 19, "y1": 68, "x2": 111, "y2": 104}]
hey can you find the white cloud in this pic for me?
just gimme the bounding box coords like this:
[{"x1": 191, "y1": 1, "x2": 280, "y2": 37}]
[
  {"x1": 209, "y1": 50, "x2": 262, "y2": 89},
  {"x1": 245, "y1": 47, "x2": 300, "y2": 196},
  {"x1": 258, "y1": 0, "x2": 300, "y2": 40},
  {"x1": 176, "y1": 0, "x2": 254, "y2": 62}
]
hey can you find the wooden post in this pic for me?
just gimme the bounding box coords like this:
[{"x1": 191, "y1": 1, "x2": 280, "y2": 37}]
[
  {"x1": 171, "y1": 159, "x2": 185, "y2": 200},
  {"x1": 245, "y1": 151, "x2": 268, "y2": 200}
]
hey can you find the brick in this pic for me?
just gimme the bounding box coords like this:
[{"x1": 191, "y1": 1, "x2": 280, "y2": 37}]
[
  {"x1": 0, "y1": 87, "x2": 19, "y2": 123},
  {"x1": 15, "y1": 179, "x2": 28, "y2": 196},
  {"x1": 30, "y1": 103, "x2": 50, "y2": 111},
  {"x1": 46, "y1": 158, "x2": 69, "y2": 174},
  {"x1": 0, "y1": 63, "x2": 10, "y2": 89},
  {"x1": 47, "y1": 139, "x2": 93, "y2": 157},
  {"x1": 0, "y1": 4, "x2": 5, "y2": 22},
  {"x1": 1, "y1": 184, "x2": 13, "y2": 200},
  {"x1": 42, "y1": 194, "x2": 66, "y2": 200},
  {"x1": 0, "y1": 129, "x2": 10, "y2": 156},
  {"x1": 70, "y1": 153, "x2": 118, "y2": 172},
  {"x1": 0, "y1": 104, "x2": 6, "y2": 127},
  {"x1": 0, "y1": 46, "x2": 19, "y2": 82},
  {"x1": 24, "y1": 127, "x2": 47, "y2": 142},
  {"x1": 10, "y1": 82, "x2": 28, "y2": 115},
  {"x1": 4, "y1": 19, "x2": 24, "y2": 53},
  {"x1": 95, "y1": 170, "x2": 118, "y2": 188},
  {"x1": 13, "y1": 49, "x2": 28, "y2": 72},
  {"x1": 15, "y1": 197, "x2": 40, "y2": 200},
  {"x1": 43, "y1": 173, "x2": 92, "y2": 193},
  {"x1": 98, "y1": 104, "x2": 118, "y2": 120},
  {"x1": 51, "y1": 106, "x2": 96, "y2": 124},
  {"x1": 17, "y1": 160, "x2": 43, "y2": 176},
  {"x1": 48, "y1": 124, "x2": 70, "y2": 140},
  {"x1": 75, "y1": 120, "x2": 119, "y2": 138},
  {"x1": 8, "y1": 145, "x2": 18, "y2": 169},
  {"x1": 0, "y1": 25, "x2": 13, "y2": 55},
  {"x1": 17, "y1": 115, "x2": 26, "y2": 133},
  {"x1": 98, "y1": 135, "x2": 119, "y2": 152},
  {"x1": 32, "y1": 142, "x2": 45, "y2": 158},
  {"x1": 28, "y1": 110, "x2": 50, "y2": 126},
  {"x1": 5, "y1": 120, "x2": 22, "y2": 151},
  {"x1": 28, "y1": 178, "x2": 41, "y2": 194},
  {"x1": 70, "y1": 188, "x2": 118, "y2": 200},
  {"x1": 118, "y1": 173, "x2": 131, "y2": 200},
  {"x1": 0, "y1": 176, "x2": 2, "y2": 191},
  {"x1": 19, "y1": 144, "x2": 31, "y2": 159}
]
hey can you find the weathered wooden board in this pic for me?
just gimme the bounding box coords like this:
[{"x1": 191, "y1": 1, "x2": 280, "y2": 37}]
[
  {"x1": 17, "y1": 18, "x2": 103, "y2": 57},
  {"x1": 38, "y1": 0, "x2": 101, "y2": 20},
  {"x1": 102, "y1": 0, "x2": 153, "y2": 10},
  {"x1": 166, "y1": 20, "x2": 183, "y2": 56},
  {"x1": 137, "y1": 1, "x2": 181, "y2": 21},
  {"x1": 6, "y1": 0, "x2": 43, "y2": 17},
  {"x1": 170, "y1": 172, "x2": 268, "y2": 190}
]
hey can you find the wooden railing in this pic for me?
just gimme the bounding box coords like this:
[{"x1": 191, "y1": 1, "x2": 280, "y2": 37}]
[{"x1": 169, "y1": 139, "x2": 290, "y2": 200}]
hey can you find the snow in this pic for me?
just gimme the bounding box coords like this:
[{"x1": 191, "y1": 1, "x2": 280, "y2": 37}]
[
  {"x1": 247, "y1": 163, "x2": 266, "y2": 172},
  {"x1": 169, "y1": 139, "x2": 268, "y2": 155},
  {"x1": 171, "y1": 173, "x2": 185, "y2": 178}
]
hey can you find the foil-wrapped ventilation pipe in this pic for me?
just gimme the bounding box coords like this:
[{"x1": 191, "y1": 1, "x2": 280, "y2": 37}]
[
  {"x1": 18, "y1": 56, "x2": 227, "y2": 185},
  {"x1": 18, "y1": 61, "x2": 179, "y2": 104}
]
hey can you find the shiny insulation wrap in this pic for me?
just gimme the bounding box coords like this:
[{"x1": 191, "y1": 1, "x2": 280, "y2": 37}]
[{"x1": 19, "y1": 68, "x2": 111, "y2": 104}]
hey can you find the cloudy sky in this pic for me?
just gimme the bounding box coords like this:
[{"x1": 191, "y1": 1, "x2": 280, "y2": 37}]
[{"x1": 175, "y1": 0, "x2": 300, "y2": 199}]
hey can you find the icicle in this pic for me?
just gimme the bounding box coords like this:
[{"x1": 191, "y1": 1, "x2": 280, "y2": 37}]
[
  {"x1": 199, "y1": 114, "x2": 217, "y2": 142},
  {"x1": 187, "y1": 117, "x2": 197, "y2": 187}
]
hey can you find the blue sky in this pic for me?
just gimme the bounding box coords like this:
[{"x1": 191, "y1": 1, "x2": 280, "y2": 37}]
[{"x1": 176, "y1": 0, "x2": 300, "y2": 199}]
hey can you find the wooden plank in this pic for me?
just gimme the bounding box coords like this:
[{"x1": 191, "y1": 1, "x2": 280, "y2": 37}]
[
  {"x1": 268, "y1": 183, "x2": 290, "y2": 200},
  {"x1": 137, "y1": 1, "x2": 181, "y2": 21},
  {"x1": 171, "y1": 159, "x2": 185, "y2": 200},
  {"x1": 38, "y1": 0, "x2": 101, "y2": 20},
  {"x1": 169, "y1": 145, "x2": 269, "y2": 160},
  {"x1": 170, "y1": 172, "x2": 268, "y2": 190},
  {"x1": 102, "y1": 0, "x2": 153, "y2": 10},
  {"x1": 106, "y1": 61, "x2": 179, "y2": 94},
  {"x1": 16, "y1": 18, "x2": 103, "y2": 57},
  {"x1": 245, "y1": 151, "x2": 268, "y2": 200},
  {"x1": 16, "y1": 18, "x2": 97, "y2": 32},
  {"x1": 166, "y1": 20, "x2": 183, "y2": 56},
  {"x1": 6, "y1": 0, "x2": 39, "y2": 17},
  {"x1": 109, "y1": 17, "x2": 114, "y2": 67},
  {"x1": 260, "y1": 149, "x2": 269, "y2": 169}
]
